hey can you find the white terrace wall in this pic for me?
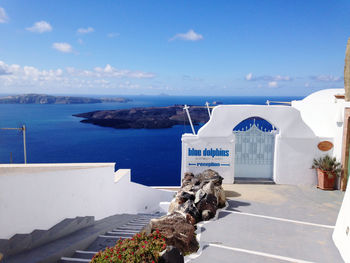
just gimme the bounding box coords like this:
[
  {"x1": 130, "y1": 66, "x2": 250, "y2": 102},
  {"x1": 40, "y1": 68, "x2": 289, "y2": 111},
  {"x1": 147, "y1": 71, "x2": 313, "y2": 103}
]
[
  {"x1": 0, "y1": 163, "x2": 174, "y2": 239},
  {"x1": 292, "y1": 89, "x2": 350, "y2": 161},
  {"x1": 333, "y1": 181, "x2": 350, "y2": 262},
  {"x1": 182, "y1": 104, "x2": 327, "y2": 185}
]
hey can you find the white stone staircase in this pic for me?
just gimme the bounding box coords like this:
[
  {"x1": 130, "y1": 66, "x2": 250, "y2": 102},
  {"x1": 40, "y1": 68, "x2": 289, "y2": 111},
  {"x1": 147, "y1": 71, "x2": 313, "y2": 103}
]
[{"x1": 60, "y1": 213, "x2": 160, "y2": 263}]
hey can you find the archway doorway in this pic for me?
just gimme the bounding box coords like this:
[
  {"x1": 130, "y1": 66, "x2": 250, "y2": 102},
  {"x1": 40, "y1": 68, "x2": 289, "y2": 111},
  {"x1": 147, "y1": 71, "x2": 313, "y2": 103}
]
[{"x1": 233, "y1": 117, "x2": 278, "y2": 181}]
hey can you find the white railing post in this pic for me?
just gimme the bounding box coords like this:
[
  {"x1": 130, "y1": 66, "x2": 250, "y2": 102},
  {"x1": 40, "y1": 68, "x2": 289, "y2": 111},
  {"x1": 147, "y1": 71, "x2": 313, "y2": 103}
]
[
  {"x1": 183, "y1": 105, "x2": 196, "y2": 135},
  {"x1": 22, "y1": 125, "x2": 27, "y2": 164},
  {"x1": 205, "y1": 101, "x2": 211, "y2": 117},
  {"x1": 0, "y1": 125, "x2": 27, "y2": 164}
]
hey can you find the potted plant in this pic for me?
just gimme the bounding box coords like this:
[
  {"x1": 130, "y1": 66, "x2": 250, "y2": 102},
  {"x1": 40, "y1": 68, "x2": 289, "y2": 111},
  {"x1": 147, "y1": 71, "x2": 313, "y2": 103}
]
[{"x1": 312, "y1": 155, "x2": 341, "y2": 190}]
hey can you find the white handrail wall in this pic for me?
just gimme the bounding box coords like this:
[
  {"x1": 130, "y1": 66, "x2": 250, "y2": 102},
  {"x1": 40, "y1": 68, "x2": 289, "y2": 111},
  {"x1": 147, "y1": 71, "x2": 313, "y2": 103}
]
[
  {"x1": 0, "y1": 163, "x2": 174, "y2": 239},
  {"x1": 333, "y1": 182, "x2": 350, "y2": 262}
]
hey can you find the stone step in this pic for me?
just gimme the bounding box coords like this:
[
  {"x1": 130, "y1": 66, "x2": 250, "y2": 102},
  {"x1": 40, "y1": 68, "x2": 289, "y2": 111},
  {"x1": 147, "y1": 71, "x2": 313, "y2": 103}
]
[
  {"x1": 105, "y1": 231, "x2": 134, "y2": 237},
  {"x1": 129, "y1": 218, "x2": 151, "y2": 222},
  {"x1": 60, "y1": 257, "x2": 91, "y2": 262},
  {"x1": 129, "y1": 220, "x2": 150, "y2": 225},
  {"x1": 0, "y1": 216, "x2": 95, "y2": 259},
  {"x1": 131, "y1": 217, "x2": 154, "y2": 221},
  {"x1": 124, "y1": 223, "x2": 146, "y2": 226},
  {"x1": 112, "y1": 228, "x2": 139, "y2": 233},
  {"x1": 234, "y1": 177, "x2": 275, "y2": 184},
  {"x1": 86, "y1": 235, "x2": 125, "y2": 251},
  {"x1": 69, "y1": 213, "x2": 161, "y2": 258},
  {"x1": 4, "y1": 214, "x2": 139, "y2": 263},
  {"x1": 131, "y1": 218, "x2": 153, "y2": 221},
  {"x1": 98, "y1": 235, "x2": 127, "y2": 239},
  {"x1": 115, "y1": 226, "x2": 144, "y2": 231},
  {"x1": 59, "y1": 213, "x2": 164, "y2": 262},
  {"x1": 138, "y1": 212, "x2": 161, "y2": 217},
  {"x1": 71, "y1": 250, "x2": 98, "y2": 260},
  {"x1": 126, "y1": 222, "x2": 149, "y2": 226}
]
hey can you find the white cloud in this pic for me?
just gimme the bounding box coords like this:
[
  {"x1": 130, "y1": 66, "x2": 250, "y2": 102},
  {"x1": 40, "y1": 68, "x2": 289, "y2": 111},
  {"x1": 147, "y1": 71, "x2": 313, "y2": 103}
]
[
  {"x1": 107, "y1": 32, "x2": 119, "y2": 38},
  {"x1": 182, "y1": 75, "x2": 203, "y2": 82},
  {"x1": 118, "y1": 81, "x2": 140, "y2": 90},
  {"x1": 0, "y1": 61, "x2": 13, "y2": 75},
  {"x1": 92, "y1": 64, "x2": 155, "y2": 78},
  {"x1": 310, "y1": 75, "x2": 343, "y2": 82},
  {"x1": 170, "y1": 29, "x2": 203, "y2": 41},
  {"x1": 26, "y1": 21, "x2": 52, "y2": 33},
  {"x1": 0, "y1": 61, "x2": 63, "y2": 87},
  {"x1": 0, "y1": 61, "x2": 156, "y2": 93},
  {"x1": 77, "y1": 27, "x2": 94, "y2": 34},
  {"x1": 52, "y1": 42, "x2": 73, "y2": 53},
  {"x1": 274, "y1": 75, "x2": 291, "y2": 81},
  {"x1": 268, "y1": 81, "x2": 278, "y2": 88},
  {"x1": 0, "y1": 7, "x2": 8, "y2": 23},
  {"x1": 245, "y1": 73, "x2": 253, "y2": 81},
  {"x1": 245, "y1": 73, "x2": 292, "y2": 82},
  {"x1": 70, "y1": 64, "x2": 155, "y2": 79}
]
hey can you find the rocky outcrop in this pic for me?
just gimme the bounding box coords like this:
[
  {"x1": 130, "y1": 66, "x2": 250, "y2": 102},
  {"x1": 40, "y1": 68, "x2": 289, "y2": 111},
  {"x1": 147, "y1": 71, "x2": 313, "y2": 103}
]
[
  {"x1": 345, "y1": 38, "x2": 350, "y2": 101},
  {"x1": 159, "y1": 246, "x2": 184, "y2": 263},
  {"x1": 145, "y1": 169, "x2": 226, "y2": 255},
  {"x1": 74, "y1": 105, "x2": 209, "y2": 129},
  {"x1": 145, "y1": 212, "x2": 199, "y2": 255},
  {"x1": 0, "y1": 94, "x2": 131, "y2": 104},
  {"x1": 169, "y1": 169, "x2": 226, "y2": 223}
]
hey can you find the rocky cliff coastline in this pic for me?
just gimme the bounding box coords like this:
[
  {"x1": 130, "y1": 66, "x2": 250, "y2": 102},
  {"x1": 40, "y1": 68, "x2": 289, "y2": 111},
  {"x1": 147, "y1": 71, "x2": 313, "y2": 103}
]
[
  {"x1": 0, "y1": 94, "x2": 131, "y2": 104},
  {"x1": 74, "y1": 105, "x2": 210, "y2": 129}
]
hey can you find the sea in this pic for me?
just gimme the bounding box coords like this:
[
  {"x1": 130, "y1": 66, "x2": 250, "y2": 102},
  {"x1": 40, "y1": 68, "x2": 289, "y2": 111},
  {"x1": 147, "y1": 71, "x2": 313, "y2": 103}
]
[{"x1": 0, "y1": 95, "x2": 304, "y2": 186}]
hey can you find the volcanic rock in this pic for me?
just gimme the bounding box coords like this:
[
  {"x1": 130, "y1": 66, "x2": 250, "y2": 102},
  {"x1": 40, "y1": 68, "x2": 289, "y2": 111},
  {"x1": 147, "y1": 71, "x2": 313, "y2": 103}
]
[
  {"x1": 0, "y1": 94, "x2": 131, "y2": 104},
  {"x1": 197, "y1": 194, "x2": 218, "y2": 221},
  {"x1": 149, "y1": 169, "x2": 226, "y2": 256},
  {"x1": 74, "y1": 105, "x2": 209, "y2": 129},
  {"x1": 145, "y1": 212, "x2": 199, "y2": 254},
  {"x1": 159, "y1": 246, "x2": 184, "y2": 263},
  {"x1": 169, "y1": 169, "x2": 226, "y2": 222}
]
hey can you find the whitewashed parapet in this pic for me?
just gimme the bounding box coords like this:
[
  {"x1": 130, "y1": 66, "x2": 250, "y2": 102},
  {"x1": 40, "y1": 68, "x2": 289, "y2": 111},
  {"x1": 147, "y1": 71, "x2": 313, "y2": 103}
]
[
  {"x1": 0, "y1": 163, "x2": 174, "y2": 239},
  {"x1": 181, "y1": 104, "x2": 322, "y2": 185},
  {"x1": 333, "y1": 182, "x2": 350, "y2": 262},
  {"x1": 197, "y1": 105, "x2": 316, "y2": 138}
]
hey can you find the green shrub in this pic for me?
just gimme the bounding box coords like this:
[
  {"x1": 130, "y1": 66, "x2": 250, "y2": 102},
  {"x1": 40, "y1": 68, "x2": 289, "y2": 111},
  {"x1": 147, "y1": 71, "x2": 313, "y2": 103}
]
[
  {"x1": 91, "y1": 230, "x2": 166, "y2": 263},
  {"x1": 312, "y1": 155, "x2": 342, "y2": 178}
]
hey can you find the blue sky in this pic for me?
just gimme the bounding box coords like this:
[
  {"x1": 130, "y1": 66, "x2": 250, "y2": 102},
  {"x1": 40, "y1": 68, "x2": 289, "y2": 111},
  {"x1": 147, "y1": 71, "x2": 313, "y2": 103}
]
[{"x1": 0, "y1": 0, "x2": 349, "y2": 96}]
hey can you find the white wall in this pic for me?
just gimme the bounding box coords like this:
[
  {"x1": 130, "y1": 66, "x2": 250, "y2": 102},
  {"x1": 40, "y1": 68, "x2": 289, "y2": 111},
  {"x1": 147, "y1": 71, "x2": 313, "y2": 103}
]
[
  {"x1": 181, "y1": 135, "x2": 235, "y2": 184},
  {"x1": 292, "y1": 89, "x2": 350, "y2": 160},
  {"x1": 182, "y1": 104, "x2": 322, "y2": 184},
  {"x1": 0, "y1": 163, "x2": 174, "y2": 239},
  {"x1": 182, "y1": 89, "x2": 349, "y2": 185},
  {"x1": 333, "y1": 182, "x2": 350, "y2": 262},
  {"x1": 273, "y1": 137, "x2": 319, "y2": 185},
  {"x1": 197, "y1": 105, "x2": 316, "y2": 139}
]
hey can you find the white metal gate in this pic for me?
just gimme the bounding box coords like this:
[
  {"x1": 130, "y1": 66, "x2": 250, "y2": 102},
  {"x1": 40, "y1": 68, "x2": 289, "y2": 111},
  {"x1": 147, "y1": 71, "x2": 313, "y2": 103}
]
[{"x1": 233, "y1": 121, "x2": 276, "y2": 179}]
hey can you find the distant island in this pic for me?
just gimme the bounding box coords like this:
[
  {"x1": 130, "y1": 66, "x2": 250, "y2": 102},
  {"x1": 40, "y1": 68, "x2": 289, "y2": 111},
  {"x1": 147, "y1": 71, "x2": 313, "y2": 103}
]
[
  {"x1": 74, "y1": 105, "x2": 210, "y2": 129},
  {"x1": 0, "y1": 94, "x2": 131, "y2": 104}
]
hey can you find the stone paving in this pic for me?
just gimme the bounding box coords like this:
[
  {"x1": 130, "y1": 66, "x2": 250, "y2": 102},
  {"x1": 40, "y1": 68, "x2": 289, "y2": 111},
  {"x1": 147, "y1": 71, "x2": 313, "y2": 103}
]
[{"x1": 185, "y1": 184, "x2": 345, "y2": 263}]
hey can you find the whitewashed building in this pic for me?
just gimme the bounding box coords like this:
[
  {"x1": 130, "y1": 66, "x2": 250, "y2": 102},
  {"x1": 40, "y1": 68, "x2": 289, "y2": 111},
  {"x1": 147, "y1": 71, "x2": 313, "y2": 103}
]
[
  {"x1": 181, "y1": 88, "x2": 350, "y2": 261},
  {"x1": 182, "y1": 88, "x2": 350, "y2": 187}
]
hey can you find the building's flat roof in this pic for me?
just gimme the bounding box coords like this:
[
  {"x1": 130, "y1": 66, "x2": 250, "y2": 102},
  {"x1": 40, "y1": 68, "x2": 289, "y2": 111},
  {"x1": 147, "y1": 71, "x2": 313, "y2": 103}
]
[{"x1": 186, "y1": 184, "x2": 345, "y2": 263}]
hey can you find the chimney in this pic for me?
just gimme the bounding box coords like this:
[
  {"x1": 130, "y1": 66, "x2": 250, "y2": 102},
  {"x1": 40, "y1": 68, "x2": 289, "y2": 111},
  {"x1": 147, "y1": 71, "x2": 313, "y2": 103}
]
[{"x1": 345, "y1": 37, "x2": 350, "y2": 101}]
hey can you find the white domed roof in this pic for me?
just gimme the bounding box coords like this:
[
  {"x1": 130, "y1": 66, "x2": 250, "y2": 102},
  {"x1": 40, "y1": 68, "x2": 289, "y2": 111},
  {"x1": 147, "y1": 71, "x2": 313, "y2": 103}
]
[{"x1": 301, "y1": 88, "x2": 344, "y2": 103}]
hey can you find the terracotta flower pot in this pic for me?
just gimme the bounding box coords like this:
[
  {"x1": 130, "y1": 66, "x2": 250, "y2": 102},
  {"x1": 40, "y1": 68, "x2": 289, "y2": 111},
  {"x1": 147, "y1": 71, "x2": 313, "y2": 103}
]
[{"x1": 317, "y1": 169, "x2": 335, "y2": 190}]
